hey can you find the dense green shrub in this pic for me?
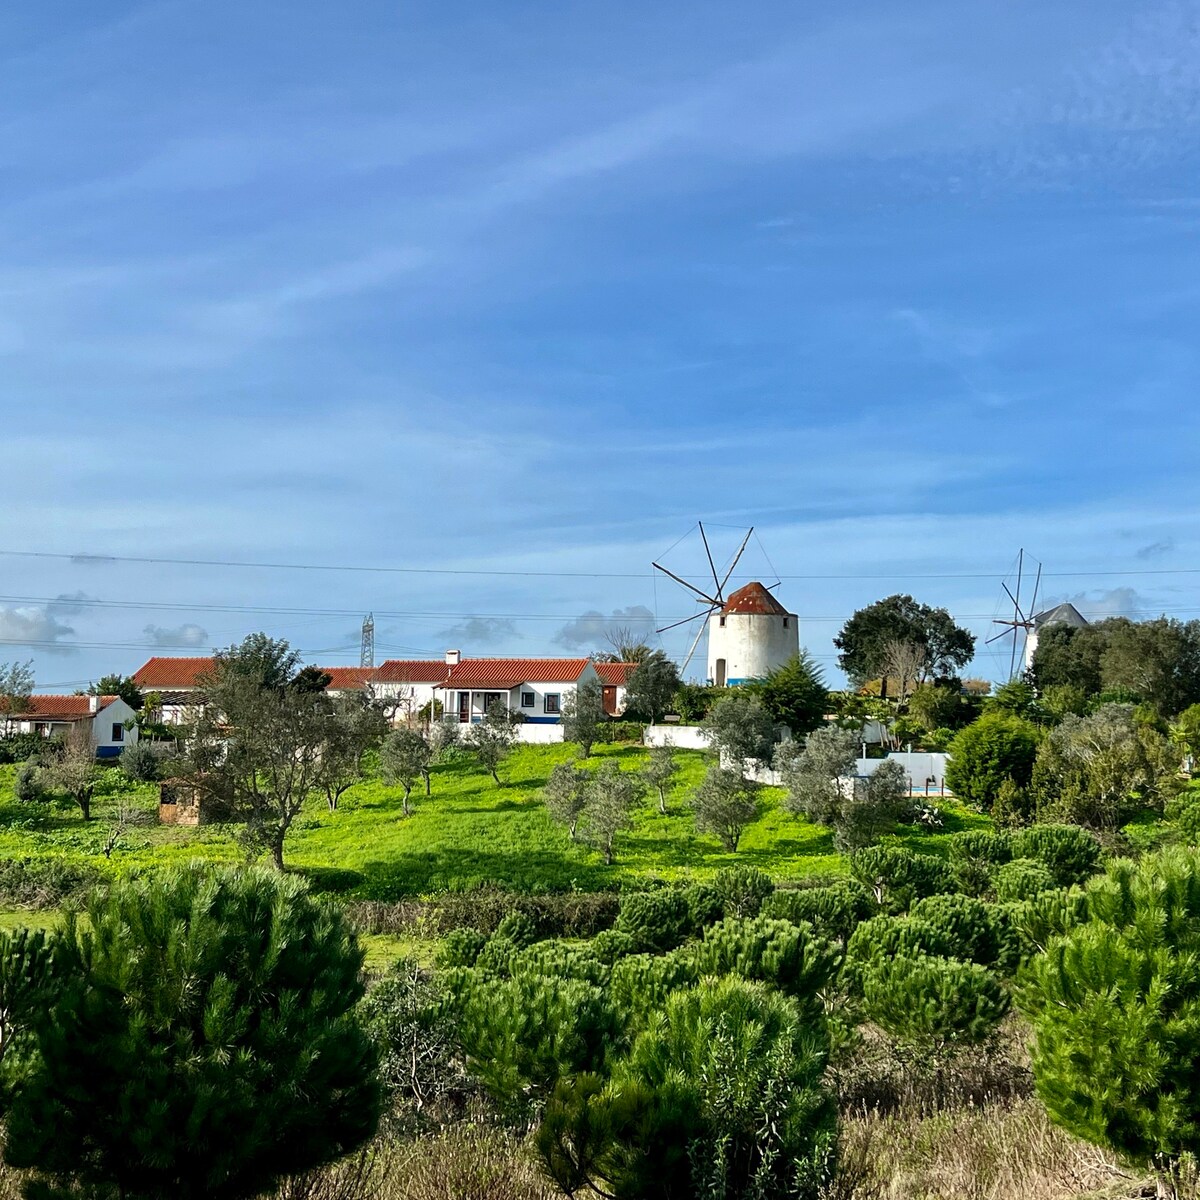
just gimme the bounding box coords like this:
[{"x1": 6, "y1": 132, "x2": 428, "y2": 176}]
[
  {"x1": 0, "y1": 733, "x2": 52, "y2": 765},
  {"x1": 118, "y1": 739, "x2": 159, "y2": 782},
  {"x1": 681, "y1": 882, "x2": 724, "y2": 932},
  {"x1": 945, "y1": 713, "x2": 1040, "y2": 810},
  {"x1": 608, "y1": 952, "x2": 699, "y2": 1031},
  {"x1": 994, "y1": 857, "x2": 1058, "y2": 902},
  {"x1": 475, "y1": 936, "x2": 520, "y2": 977},
  {"x1": 947, "y1": 829, "x2": 1013, "y2": 895},
  {"x1": 615, "y1": 889, "x2": 691, "y2": 954},
  {"x1": 1018, "y1": 849, "x2": 1200, "y2": 1194},
  {"x1": 1004, "y1": 886, "x2": 1089, "y2": 957},
  {"x1": 0, "y1": 857, "x2": 107, "y2": 910},
  {"x1": 843, "y1": 915, "x2": 957, "y2": 991},
  {"x1": 762, "y1": 880, "x2": 875, "y2": 943},
  {"x1": 539, "y1": 978, "x2": 836, "y2": 1200},
  {"x1": 449, "y1": 970, "x2": 618, "y2": 1112},
  {"x1": 860, "y1": 952, "x2": 1009, "y2": 1054},
  {"x1": 691, "y1": 916, "x2": 839, "y2": 1013},
  {"x1": 436, "y1": 927, "x2": 488, "y2": 969},
  {"x1": 590, "y1": 928, "x2": 637, "y2": 963},
  {"x1": 495, "y1": 911, "x2": 539, "y2": 948},
  {"x1": 511, "y1": 940, "x2": 609, "y2": 986},
  {"x1": 1010, "y1": 824, "x2": 1101, "y2": 888},
  {"x1": 909, "y1": 893, "x2": 1019, "y2": 974},
  {"x1": 2, "y1": 865, "x2": 381, "y2": 1200},
  {"x1": 850, "y1": 846, "x2": 955, "y2": 913},
  {"x1": 13, "y1": 759, "x2": 44, "y2": 805},
  {"x1": 713, "y1": 865, "x2": 774, "y2": 918}
]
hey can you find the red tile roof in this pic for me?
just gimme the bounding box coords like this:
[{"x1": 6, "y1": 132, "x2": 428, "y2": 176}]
[
  {"x1": 722, "y1": 582, "x2": 792, "y2": 617},
  {"x1": 8, "y1": 695, "x2": 118, "y2": 720},
  {"x1": 375, "y1": 660, "x2": 452, "y2": 684},
  {"x1": 594, "y1": 662, "x2": 637, "y2": 685},
  {"x1": 131, "y1": 657, "x2": 215, "y2": 689},
  {"x1": 317, "y1": 667, "x2": 378, "y2": 690},
  {"x1": 440, "y1": 658, "x2": 591, "y2": 689}
]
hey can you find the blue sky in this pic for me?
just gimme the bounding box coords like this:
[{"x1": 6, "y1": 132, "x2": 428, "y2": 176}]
[{"x1": 3, "y1": 0, "x2": 1200, "y2": 690}]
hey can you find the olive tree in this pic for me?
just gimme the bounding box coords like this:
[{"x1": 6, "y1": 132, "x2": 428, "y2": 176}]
[
  {"x1": 702, "y1": 693, "x2": 777, "y2": 774},
  {"x1": 561, "y1": 678, "x2": 607, "y2": 757},
  {"x1": 466, "y1": 701, "x2": 521, "y2": 784},
  {"x1": 580, "y1": 760, "x2": 644, "y2": 865},
  {"x1": 381, "y1": 727, "x2": 432, "y2": 817},
  {"x1": 643, "y1": 740, "x2": 679, "y2": 814},
  {"x1": 691, "y1": 765, "x2": 761, "y2": 852},
  {"x1": 544, "y1": 760, "x2": 590, "y2": 841}
]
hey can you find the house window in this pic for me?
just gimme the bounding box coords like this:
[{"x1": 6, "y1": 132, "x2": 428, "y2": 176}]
[
  {"x1": 521, "y1": 691, "x2": 535, "y2": 708},
  {"x1": 111, "y1": 723, "x2": 124, "y2": 743},
  {"x1": 544, "y1": 693, "x2": 561, "y2": 714}
]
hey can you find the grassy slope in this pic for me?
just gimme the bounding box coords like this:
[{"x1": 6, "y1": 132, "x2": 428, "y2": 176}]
[{"x1": 0, "y1": 743, "x2": 990, "y2": 900}]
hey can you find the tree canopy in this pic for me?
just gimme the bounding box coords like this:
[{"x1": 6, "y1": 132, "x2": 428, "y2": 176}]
[
  {"x1": 746, "y1": 651, "x2": 828, "y2": 737},
  {"x1": 834, "y1": 595, "x2": 975, "y2": 690}
]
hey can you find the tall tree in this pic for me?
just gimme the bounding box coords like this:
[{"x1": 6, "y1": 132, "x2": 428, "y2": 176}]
[
  {"x1": 1100, "y1": 618, "x2": 1200, "y2": 717},
  {"x1": 644, "y1": 740, "x2": 680, "y2": 815},
  {"x1": 701, "y1": 693, "x2": 777, "y2": 773},
  {"x1": 544, "y1": 761, "x2": 590, "y2": 840},
  {"x1": 834, "y1": 595, "x2": 974, "y2": 690},
  {"x1": 0, "y1": 660, "x2": 34, "y2": 737},
  {"x1": 622, "y1": 650, "x2": 681, "y2": 722},
  {"x1": 691, "y1": 766, "x2": 761, "y2": 852},
  {"x1": 315, "y1": 696, "x2": 388, "y2": 811},
  {"x1": 561, "y1": 677, "x2": 607, "y2": 757},
  {"x1": 580, "y1": 760, "x2": 643, "y2": 865},
  {"x1": 42, "y1": 723, "x2": 100, "y2": 821},
  {"x1": 183, "y1": 634, "x2": 327, "y2": 870},
  {"x1": 746, "y1": 651, "x2": 828, "y2": 736},
  {"x1": 88, "y1": 674, "x2": 144, "y2": 711},
  {"x1": 467, "y1": 701, "x2": 520, "y2": 784},
  {"x1": 381, "y1": 728, "x2": 432, "y2": 818},
  {"x1": 1, "y1": 865, "x2": 381, "y2": 1200}
]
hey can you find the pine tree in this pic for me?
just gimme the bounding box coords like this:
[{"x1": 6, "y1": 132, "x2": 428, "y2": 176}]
[{"x1": 1, "y1": 865, "x2": 381, "y2": 1200}]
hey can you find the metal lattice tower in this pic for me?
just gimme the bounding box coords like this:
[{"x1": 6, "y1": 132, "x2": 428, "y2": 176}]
[{"x1": 360, "y1": 613, "x2": 375, "y2": 669}]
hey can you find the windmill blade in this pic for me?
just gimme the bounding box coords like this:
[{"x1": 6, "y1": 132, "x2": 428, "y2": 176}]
[
  {"x1": 1027, "y1": 562, "x2": 1043, "y2": 622},
  {"x1": 986, "y1": 623, "x2": 1017, "y2": 645},
  {"x1": 656, "y1": 609, "x2": 713, "y2": 635},
  {"x1": 1013, "y1": 548, "x2": 1024, "y2": 624},
  {"x1": 716, "y1": 527, "x2": 755, "y2": 600},
  {"x1": 651, "y1": 561, "x2": 720, "y2": 606},
  {"x1": 680, "y1": 614, "x2": 709, "y2": 675},
  {"x1": 698, "y1": 522, "x2": 723, "y2": 602}
]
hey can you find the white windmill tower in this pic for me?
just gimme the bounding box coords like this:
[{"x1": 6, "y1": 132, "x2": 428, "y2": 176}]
[{"x1": 652, "y1": 523, "x2": 798, "y2": 685}]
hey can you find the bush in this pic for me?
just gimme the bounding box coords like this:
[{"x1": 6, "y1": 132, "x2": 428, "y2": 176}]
[
  {"x1": 0, "y1": 733, "x2": 51, "y2": 765},
  {"x1": 947, "y1": 830, "x2": 1013, "y2": 896},
  {"x1": 0, "y1": 857, "x2": 107, "y2": 910},
  {"x1": 860, "y1": 953, "x2": 1010, "y2": 1055},
  {"x1": 681, "y1": 882, "x2": 724, "y2": 933},
  {"x1": 691, "y1": 916, "x2": 839, "y2": 1013},
  {"x1": 448, "y1": 970, "x2": 618, "y2": 1113},
  {"x1": 607, "y1": 952, "x2": 699, "y2": 1031},
  {"x1": 844, "y1": 915, "x2": 958, "y2": 991},
  {"x1": 436, "y1": 928, "x2": 488, "y2": 969},
  {"x1": 118, "y1": 740, "x2": 159, "y2": 782},
  {"x1": 589, "y1": 928, "x2": 636, "y2": 964},
  {"x1": 850, "y1": 846, "x2": 955, "y2": 913},
  {"x1": 1018, "y1": 849, "x2": 1200, "y2": 1193},
  {"x1": 994, "y1": 857, "x2": 1058, "y2": 902},
  {"x1": 510, "y1": 940, "x2": 609, "y2": 987},
  {"x1": 1010, "y1": 824, "x2": 1101, "y2": 888},
  {"x1": 762, "y1": 881, "x2": 875, "y2": 943},
  {"x1": 713, "y1": 865, "x2": 774, "y2": 919},
  {"x1": 909, "y1": 893, "x2": 1020, "y2": 974},
  {"x1": 495, "y1": 911, "x2": 539, "y2": 948},
  {"x1": 945, "y1": 714, "x2": 1040, "y2": 810},
  {"x1": 13, "y1": 759, "x2": 44, "y2": 805},
  {"x1": 2, "y1": 865, "x2": 381, "y2": 1199},
  {"x1": 1004, "y1": 886, "x2": 1089, "y2": 958},
  {"x1": 615, "y1": 889, "x2": 691, "y2": 954},
  {"x1": 474, "y1": 936, "x2": 520, "y2": 978}
]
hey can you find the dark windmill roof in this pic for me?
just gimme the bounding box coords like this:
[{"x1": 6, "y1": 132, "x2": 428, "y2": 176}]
[{"x1": 1033, "y1": 602, "x2": 1089, "y2": 630}]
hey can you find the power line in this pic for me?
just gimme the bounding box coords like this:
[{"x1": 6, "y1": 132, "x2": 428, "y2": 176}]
[{"x1": 6, "y1": 547, "x2": 1200, "y2": 581}]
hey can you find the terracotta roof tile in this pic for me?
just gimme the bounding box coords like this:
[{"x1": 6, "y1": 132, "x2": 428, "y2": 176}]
[
  {"x1": 316, "y1": 667, "x2": 378, "y2": 690},
  {"x1": 8, "y1": 695, "x2": 118, "y2": 719},
  {"x1": 131, "y1": 657, "x2": 215, "y2": 689},
  {"x1": 375, "y1": 660, "x2": 452, "y2": 684},
  {"x1": 721, "y1": 582, "x2": 792, "y2": 617},
  {"x1": 594, "y1": 662, "x2": 637, "y2": 685},
  {"x1": 441, "y1": 658, "x2": 591, "y2": 689}
]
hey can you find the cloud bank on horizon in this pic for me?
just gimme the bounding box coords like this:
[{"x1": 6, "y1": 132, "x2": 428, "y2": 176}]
[{"x1": 1, "y1": 0, "x2": 1199, "y2": 690}]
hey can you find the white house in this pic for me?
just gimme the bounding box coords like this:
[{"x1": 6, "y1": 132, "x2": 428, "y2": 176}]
[
  {"x1": 436, "y1": 657, "x2": 601, "y2": 727},
  {"x1": 707, "y1": 582, "x2": 799, "y2": 687},
  {"x1": 4, "y1": 695, "x2": 139, "y2": 759},
  {"x1": 373, "y1": 657, "x2": 452, "y2": 721}
]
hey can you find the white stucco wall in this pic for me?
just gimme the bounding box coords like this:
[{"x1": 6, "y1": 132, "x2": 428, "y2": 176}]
[
  {"x1": 706, "y1": 612, "x2": 799, "y2": 686},
  {"x1": 643, "y1": 724, "x2": 712, "y2": 750}
]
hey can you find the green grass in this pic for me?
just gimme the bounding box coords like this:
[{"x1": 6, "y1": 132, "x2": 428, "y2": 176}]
[{"x1": 0, "y1": 743, "x2": 990, "y2": 900}]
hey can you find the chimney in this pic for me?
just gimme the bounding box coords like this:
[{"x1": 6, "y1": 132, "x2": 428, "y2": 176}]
[
  {"x1": 88, "y1": 694, "x2": 99, "y2": 714},
  {"x1": 445, "y1": 649, "x2": 461, "y2": 666}
]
